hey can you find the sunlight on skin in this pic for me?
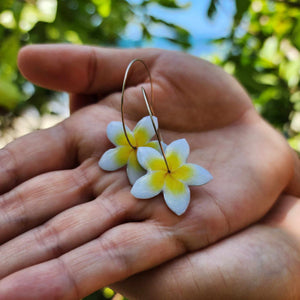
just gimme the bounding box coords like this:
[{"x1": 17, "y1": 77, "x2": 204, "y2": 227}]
[
  {"x1": 112, "y1": 196, "x2": 300, "y2": 300},
  {"x1": 0, "y1": 45, "x2": 298, "y2": 299}
]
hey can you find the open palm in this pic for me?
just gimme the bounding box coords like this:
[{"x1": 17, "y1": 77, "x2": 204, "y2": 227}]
[
  {"x1": 0, "y1": 45, "x2": 298, "y2": 299},
  {"x1": 112, "y1": 194, "x2": 300, "y2": 299}
]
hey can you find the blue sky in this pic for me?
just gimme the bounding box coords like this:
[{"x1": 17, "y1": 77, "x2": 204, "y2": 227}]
[{"x1": 123, "y1": 0, "x2": 235, "y2": 56}]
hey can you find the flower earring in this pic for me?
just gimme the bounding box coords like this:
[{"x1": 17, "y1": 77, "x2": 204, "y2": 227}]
[
  {"x1": 98, "y1": 115, "x2": 161, "y2": 185},
  {"x1": 99, "y1": 59, "x2": 212, "y2": 216},
  {"x1": 99, "y1": 59, "x2": 165, "y2": 185}
]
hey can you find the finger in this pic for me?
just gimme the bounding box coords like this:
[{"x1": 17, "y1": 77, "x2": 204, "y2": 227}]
[
  {"x1": 0, "y1": 175, "x2": 147, "y2": 279},
  {"x1": 2, "y1": 125, "x2": 291, "y2": 297},
  {"x1": 0, "y1": 221, "x2": 185, "y2": 299},
  {"x1": 285, "y1": 149, "x2": 300, "y2": 197},
  {"x1": 18, "y1": 44, "x2": 161, "y2": 95},
  {"x1": 0, "y1": 158, "x2": 100, "y2": 244},
  {"x1": 0, "y1": 123, "x2": 75, "y2": 194},
  {"x1": 112, "y1": 195, "x2": 300, "y2": 300},
  {"x1": 0, "y1": 180, "x2": 230, "y2": 284},
  {"x1": 0, "y1": 99, "x2": 121, "y2": 195},
  {"x1": 69, "y1": 93, "x2": 97, "y2": 114}
]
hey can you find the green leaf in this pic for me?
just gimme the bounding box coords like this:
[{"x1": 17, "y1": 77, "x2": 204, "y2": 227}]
[
  {"x1": 288, "y1": 134, "x2": 300, "y2": 153},
  {"x1": 102, "y1": 287, "x2": 115, "y2": 298},
  {"x1": 0, "y1": 0, "x2": 14, "y2": 12},
  {"x1": 149, "y1": 15, "x2": 191, "y2": 48},
  {"x1": 207, "y1": 0, "x2": 218, "y2": 18},
  {"x1": 0, "y1": 34, "x2": 20, "y2": 80},
  {"x1": 92, "y1": 0, "x2": 111, "y2": 17},
  {"x1": 292, "y1": 17, "x2": 300, "y2": 51},
  {"x1": 166, "y1": 37, "x2": 191, "y2": 48},
  {"x1": 144, "y1": 0, "x2": 190, "y2": 9},
  {"x1": 0, "y1": 79, "x2": 23, "y2": 110},
  {"x1": 234, "y1": 0, "x2": 250, "y2": 25},
  {"x1": 142, "y1": 23, "x2": 152, "y2": 40},
  {"x1": 259, "y1": 36, "x2": 280, "y2": 65}
]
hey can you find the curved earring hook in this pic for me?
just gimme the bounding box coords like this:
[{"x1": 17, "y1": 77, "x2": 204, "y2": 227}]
[{"x1": 121, "y1": 59, "x2": 170, "y2": 173}]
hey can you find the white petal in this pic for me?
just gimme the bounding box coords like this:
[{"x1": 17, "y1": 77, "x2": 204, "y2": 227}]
[
  {"x1": 107, "y1": 121, "x2": 135, "y2": 146},
  {"x1": 161, "y1": 141, "x2": 168, "y2": 152},
  {"x1": 127, "y1": 151, "x2": 146, "y2": 185},
  {"x1": 165, "y1": 138, "x2": 190, "y2": 170},
  {"x1": 98, "y1": 146, "x2": 131, "y2": 171},
  {"x1": 137, "y1": 147, "x2": 166, "y2": 171},
  {"x1": 131, "y1": 171, "x2": 165, "y2": 199},
  {"x1": 173, "y1": 163, "x2": 213, "y2": 186},
  {"x1": 187, "y1": 164, "x2": 213, "y2": 185},
  {"x1": 163, "y1": 176, "x2": 190, "y2": 216},
  {"x1": 166, "y1": 138, "x2": 189, "y2": 161},
  {"x1": 145, "y1": 140, "x2": 168, "y2": 153},
  {"x1": 133, "y1": 116, "x2": 158, "y2": 146}
]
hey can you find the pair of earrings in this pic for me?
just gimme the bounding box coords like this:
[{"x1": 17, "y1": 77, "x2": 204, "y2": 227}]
[{"x1": 99, "y1": 59, "x2": 212, "y2": 216}]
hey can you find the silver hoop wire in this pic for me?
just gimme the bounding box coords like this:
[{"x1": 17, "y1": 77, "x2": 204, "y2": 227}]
[{"x1": 121, "y1": 59, "x2": 170, "y2": 172}]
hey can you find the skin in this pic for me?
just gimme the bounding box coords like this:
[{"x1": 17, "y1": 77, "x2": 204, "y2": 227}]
[
  {"x1": 112, "y1": 194, "x2": 300, "y2": 300},
  {"x1": 0, "y1": 45, "x2": 299, "y2": 299}
]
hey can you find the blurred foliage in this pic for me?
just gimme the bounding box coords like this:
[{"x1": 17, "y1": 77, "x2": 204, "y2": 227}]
[
  {"x1": 0, "y1": 0, "x2": 299, "y2": 142},
  {"x1": 83, "y1": 287, "x2": 128, "y2": 300},
  {"x1": 210, "y1": 0, "x2": 300, "y2": 149},
  {"x1": 0, "y1": 0, "x2": 190, "y2": 135},
  {"x1": 1, "y1": 0, "x2": 299, "y2": 139},
  {"x1": 0, "y1": 0, "x2": 300, "y2": 295}
]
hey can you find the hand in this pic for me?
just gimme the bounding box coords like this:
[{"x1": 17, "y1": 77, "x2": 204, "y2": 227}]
[
  {"x1": 112, "y1": 194, "x2": 300, "y2": 300},
  {"x1": 0, "y1": 45, "x2": 298, "y2": 299}
]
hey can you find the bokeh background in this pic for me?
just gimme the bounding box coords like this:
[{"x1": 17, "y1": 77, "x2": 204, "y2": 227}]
[{"x1": 0, "y1": 0, "x2": 299, "y2": 299}]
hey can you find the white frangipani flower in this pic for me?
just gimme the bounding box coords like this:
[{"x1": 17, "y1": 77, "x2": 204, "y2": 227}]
[
  {"x1": 99, "y1": 116, "x2": 161, "y2": 184},
  {"x1": 131, "y1": 139, "x2": 213, "y2": 216}
]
